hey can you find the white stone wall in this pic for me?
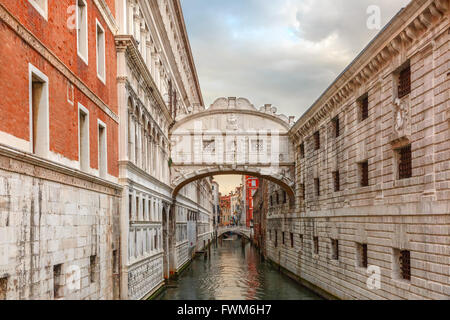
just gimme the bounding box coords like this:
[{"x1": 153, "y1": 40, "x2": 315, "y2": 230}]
[
  {"x1": 268, "y1": 0, "x2": 449, "y2": 300},
  {"x1": 0, "y1": 156, "x2": 120, "y2": 300}
]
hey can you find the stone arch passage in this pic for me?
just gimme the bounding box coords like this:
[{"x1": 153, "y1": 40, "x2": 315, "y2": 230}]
[{"x1": 169, "y1": 97, "x2": 297, "y2": 207}]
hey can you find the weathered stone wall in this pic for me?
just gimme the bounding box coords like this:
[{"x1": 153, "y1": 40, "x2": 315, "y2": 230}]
[
  {"x1": 267, "y1": 0, "x2": 449, "y2": 300},
  {"x1": 0, "y1": 151, "x2": 121, "y2": 300}
]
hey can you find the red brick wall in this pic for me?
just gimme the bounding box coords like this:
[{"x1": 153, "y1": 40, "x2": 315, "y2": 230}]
[{"x1": 0, "y1": 0, "x2": 118, "y2": 177}]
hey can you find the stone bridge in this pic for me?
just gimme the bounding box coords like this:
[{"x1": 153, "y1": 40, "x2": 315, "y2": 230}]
[
  {"x1": 170, "y1": 97, "x2": 296, "y2": 203},
  {"x1": 217, "y1": 226, "x2": 252, "y2": 239}
]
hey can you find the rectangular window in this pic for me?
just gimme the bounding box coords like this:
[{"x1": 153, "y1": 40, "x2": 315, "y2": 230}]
[
  {"x1": 129, "y1": 195, "x2": 133, "y2": 220},
  {"x1": 299, "y1": 234, "x2": 304, "y2": 249},
  {"x1": 332, "y1": 116, "x2": 340, "y2": 138},
  {"x1": 28, "y1": 0, "x2": 48, "y2": 19},
  {"x1": 331, "y1": 239, "x2": 339, "y2": 260},
  {"x1": 314, "y1": 131, "x2": 320, "y2": 150},
  {"x1": 393, "y1": 249, "x2": 411, "y2": 281},
  {"x1": 0, "y1": 277, "x2": 7, "y2": 300},
  {"x1": 333, "y1": 171, "x2": 340, "y2": 192},
  {"x1": 30, "y1": 65, "x2": 49, "y2": 157},
  {"x1": 290, "y1": 233, "x2": 294, "y2": 248},
  {"x1": 89, "y1": 255, "x2": 97, "y2": 283},
  {"x1": 282, "y1": 191, "x2": 287, "y2": 204},
  {"x1": 359, "y1": 161, "x2": 369, "y2": 187},
  {"x1": 313, "y1": 236, "x2": 319, "y2": 255},
  {"x1": 398, "y1": 64, "x2": 411, "y2": 99},
  {"x1": 112, "y1": 250, "x2": 118, "y2": 275},
  {"x1": 77, "y1": 0, "x2": 88, "y2": 64},
  {"x1": 397, "y1": 145, "x2": 412, "y2": 180},
  {"x1": 78, "y1": 105, "x2": 89, "y2": 171},
  {"x1": 359, "y1": 94, "x2": 369, "y2": 122},
  {"x1": 300, "y1": 143, "x2": 305, "y2": 159},
  {"x1": 136, "y1": 196, "x2": 139, "y2": 220},
  {"x1": 315, "y1": 178, "x2": 320, "y2": 197},
  {"x1": 357, "y1": 243, "x2": 368, "y2": 268},
  {"x1": 282, "y1": 232, "x2": 285, "y2": 245},
  {"x1": 275, "y1": 231, "x2": 278, "y2": 248},
  {"x1": 53, "y1": 264, "x2": 63, "y2": 299},
  {"x1": 96, "y1": 21, "x2": 106, "y2": 82},
  {"x1": 301, "y1": 183, "x2": 305, "y2": 200},
  {"x1": 98, "y1": 122, "x2": 107, "y2": 178}
]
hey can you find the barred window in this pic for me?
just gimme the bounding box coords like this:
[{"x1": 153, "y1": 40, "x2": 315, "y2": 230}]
[
  {"x1": 394, "y1": 249, "x2": 411, "y2": 281},
  {"x1": 398, "y1": 64, "x2": 411, "y2": 99},
  {"x1": 300, "y1": 143, "x2": 305, "y2": 159},
  {"x1": 301, "y1": 183, "x2": 305, "y2": 200},
  {"x1": 360, "y1": 161, "x2": 369, "y2": 187},
  {"x1": 398, "y1": 145, "x2": 412, "y2": 180},
  {"x1": 282, "y1": 232, "x2": 285, "y2": 245},
  {"x1": 357, "y1": 243, "x2": 368, "y2": 268},
  {"x1": 314, "y1": 131, "x2": 320, "y2": 150},
  {"x1": 331, "y1": 239, "x2": 339, "y2": 260},
  {"x1": 315, "y1": 178, "x2": 320, "y2": 197},
  {"x1": 359, "y1": 94, "x2": 369, "y2": 122},
  {"x1": 290, "y1": 233, "x2": 294, "y2": 248},
  {"x1": 332, "y1": 116, "x2": 340, "y2": 138},
  {"x1": 275, "y1": 231, "x2": 278, "y2": 247},
  {"x1": 283, "y1": 191, "x2": 287, "y2": 204},
  {"x1": 333, "y1": 171, "x2": 340, "y2": 192},
  {"x1": 313, "y1": 236, "x2": 319, "y2": 254}
]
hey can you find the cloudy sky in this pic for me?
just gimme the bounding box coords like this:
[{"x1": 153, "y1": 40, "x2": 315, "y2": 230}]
[{"x1": 180, "y1": 0, "x2": 410, "y2": 193}]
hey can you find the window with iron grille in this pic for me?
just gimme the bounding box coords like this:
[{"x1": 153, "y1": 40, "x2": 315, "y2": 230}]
[
  {"x1": 0, "y1": 277, "x2": 8, "y2": 300},
  {"x1": 360, "y1": 94, "x2": 369, "y2": 121},
  {"x1": 359, "y1": 161, "x2": 369, "y2": 187},
  {"x1": 394, "y1": 249, "x2": 411, "y2": 281},
  {"x1": 332, "y1": 116, "x2": 340, "y2": 138},
  {"x1": 357, "y1": 243, "x2": 368, "y2": 268},
  {"x1": 300, "y1": 143, "x2": 305, "y2": 159},
  {"x1": 282, "y1": 232, "x2": 285, "y2": 245},
  {"x1": 331, "y1": 239, "x2": 339, "y2": 260},
  {"x1": 275, "y1": 231, "x2": 278, "y2": 247},
  {"x1": 313, "y1": 236, "x2": 319, "y2": 254},
  {"x1": 290, "y1": 233, "x2": 294, "y2": 248},
  {"x1": 314, "y1": 131, "x2": 320, "y2": 150},
  {"x1": 398, "y1": 145, "x2": 412, "y2": 180},
  {"x1": 397, "y1": 64, "x2": 411, "y2": 99},
  {"x1": 333, "y1": 171, "x2": 340, "y2": 192},
  {"x1": 315, "y1": 178, "x2": 320, "y2": 197}
]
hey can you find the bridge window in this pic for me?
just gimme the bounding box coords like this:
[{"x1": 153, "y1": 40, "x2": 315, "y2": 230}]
[
  {"x1": 290, "y1": 233, "x2": 294, "y2": 248},
  {"x1": 359, "y1": 161, "x2": 369, "y2": 187},
  {"x1": 359, "y1": 93, "x2": 369, "y2": 122},
  {"x1": 251, "y1": 139, "x2": 264, "y2": 152},
  {"x1": 313, "y1": 236, "x2": 319, "y2": 254},
  {"x1": 0, "y1": 276, "x2": 7, "y2": 300},
  {"x1": 332, "y1": 116, "x2": 340, "y2": 138},
  {"x1": 314, "y1": 131, "x2": 320, "y2": 150},
  {"x1": 331, "y1": 239, "x2": 339, "y2": 260},
  {"x1": 397, "y1": 145, "x2": 412, "y2": 180},
  {"x1": 357, "y1": 243, "x2": 368, "y2": 268},
  {"x1": 333, "y1": 171, "x2": 340, "y2": 192},
  {"x1": 397, "y1": 63, "x2": 411, "y2": 99},
  {"x1": 393, "y1": 249, "x2": 411, "y2": 281},
  {"x1": 314, "y1": 178, "x2": 320, "y2": 197},
  {"x1": 203, "y1": 139, "x2": 215, "y2": 153}
]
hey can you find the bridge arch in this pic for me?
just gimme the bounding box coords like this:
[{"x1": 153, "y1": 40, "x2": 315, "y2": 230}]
[{"x1": 170, "y1": 97, "x2": 297, "y2": 204}]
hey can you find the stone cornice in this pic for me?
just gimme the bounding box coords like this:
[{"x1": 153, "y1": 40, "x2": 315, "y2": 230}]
[
  {"x1": 0, "y1": 2, "x2": 119, "y2": 123},
  {"x1": 289, "y1": 0, "x2": 448, "y2": 143},
  {"x1": 94, "y1": 0, "x2": 119, "y2": 34},
  {"x1": 115, "y1": 35, "x2": 173, "y2": 123},
  {"x1": 0, "y1": 144, "x2": 122, "y2": 196}
]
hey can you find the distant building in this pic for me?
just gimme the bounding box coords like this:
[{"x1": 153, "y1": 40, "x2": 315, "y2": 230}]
[
  {"x1": 244, "y1": 176, "x2": 259, "y2": 228},
  {"x1": 219, "y1": 195, "x2": 231, "y2": 226},
  {"x1": 211, "y1": 181, "x2": 220, "y2": 227}
]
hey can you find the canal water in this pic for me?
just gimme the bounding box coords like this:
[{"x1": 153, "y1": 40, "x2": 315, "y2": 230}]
[{"x1": 157, "y1": 236, "x2": 322, "y2": 300}]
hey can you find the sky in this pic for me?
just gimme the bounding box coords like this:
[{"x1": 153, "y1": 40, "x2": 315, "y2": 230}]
[{"x1": 180, "y1": 0, "x2": 410, "y2": 194}]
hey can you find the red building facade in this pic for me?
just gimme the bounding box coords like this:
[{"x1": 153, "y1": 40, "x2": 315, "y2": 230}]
[
  {"x1": 0, "y1": 0, "x2": 120, "y2": 299},
  {"x1": 245, "y1": 176, "x2": 259, "y2": 228}
]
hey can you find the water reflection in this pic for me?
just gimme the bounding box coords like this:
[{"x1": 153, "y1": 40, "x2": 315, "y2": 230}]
[{"x1": 157, "y1": 236, "x2": 322, "y2": 300}]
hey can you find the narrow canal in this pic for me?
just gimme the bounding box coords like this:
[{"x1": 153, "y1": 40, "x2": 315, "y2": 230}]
[{"x1": 157, "y1": 236, "x2": 322, "y2": 300}]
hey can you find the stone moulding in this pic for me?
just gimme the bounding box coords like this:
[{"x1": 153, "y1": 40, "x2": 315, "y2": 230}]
[
  {"x1": 289, "y1": 0, "x2": 448, "y2": 142},
  {"x1": 116, "y1": 35, "x2": 172, "y2": 124},
  {"x1": 94, "y1": 0, "x2": 119, "y2": 34},
  {"x1": 0, "y1": 144, "x2": 122, "y2": 197},
  {"x1": 0, "y1": 3, "x2": 119, "y2": 124}
]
